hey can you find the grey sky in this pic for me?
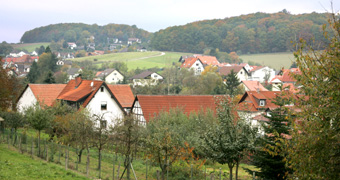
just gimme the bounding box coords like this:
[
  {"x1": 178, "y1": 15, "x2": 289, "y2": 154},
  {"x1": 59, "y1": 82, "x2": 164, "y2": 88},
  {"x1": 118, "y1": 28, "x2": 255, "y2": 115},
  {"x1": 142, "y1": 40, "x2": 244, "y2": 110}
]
[{"x1": 0, "y1": 0, "x2": 338, "y2": 43}]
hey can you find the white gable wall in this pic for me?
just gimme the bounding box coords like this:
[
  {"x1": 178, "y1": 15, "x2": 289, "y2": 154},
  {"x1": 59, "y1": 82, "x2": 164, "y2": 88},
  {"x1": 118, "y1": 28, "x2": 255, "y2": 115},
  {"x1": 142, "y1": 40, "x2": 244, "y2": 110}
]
[
  {"x1": 132, "y1": 101, "x2": 146, "y2": 125},
  {"x1": 86, "y1": 85, "x2": 124, "y2": 127},
  {"x1": 237, "y1": 68, "x2": 248, "y2": 82},
  {"x1": 105, "y1": 70, "x2": 124, "y2": 84},
  {"x1": 249, "y1": 67, "x2": 275, "y2": 83},
  {"x1": 189, "y1": 60, "x2": 204, "y2": 75},
  {"x1": 17, "y1": 87, "x2": 37, "y2": 113}
]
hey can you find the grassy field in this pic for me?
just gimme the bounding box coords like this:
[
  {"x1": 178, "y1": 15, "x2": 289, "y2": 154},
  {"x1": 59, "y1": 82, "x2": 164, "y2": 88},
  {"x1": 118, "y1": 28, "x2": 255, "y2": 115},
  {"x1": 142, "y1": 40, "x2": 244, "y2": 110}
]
[
  {"x1": 72, "y1": 51, "x2": 189, "y2": 70},
  {"x1": 0, "y1": 144, "x2": 89, "y2": 180},
  {"x1": 11, "y1": 43, "x2": 50, "y2": 52},
  {"x1": 240, "y1": 52, "x2": 295, "y2": 70}
]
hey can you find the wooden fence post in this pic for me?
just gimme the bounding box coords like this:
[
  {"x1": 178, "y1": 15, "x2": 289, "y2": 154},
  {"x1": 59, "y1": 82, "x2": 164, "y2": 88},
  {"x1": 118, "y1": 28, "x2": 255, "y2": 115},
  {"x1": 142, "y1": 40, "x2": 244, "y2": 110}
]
[
  {"x1": 112, "y1": 154, "x2": 115, "y2": 180},
  {"x1": 117, "y1": 161, "x2": 120, "y2": 180},
  {"x1": 146, "y1": 160, "x2": 148, "y2": 180},
  {"x1": 65, "y1": 145, "x2": 68, "y2": 170}
]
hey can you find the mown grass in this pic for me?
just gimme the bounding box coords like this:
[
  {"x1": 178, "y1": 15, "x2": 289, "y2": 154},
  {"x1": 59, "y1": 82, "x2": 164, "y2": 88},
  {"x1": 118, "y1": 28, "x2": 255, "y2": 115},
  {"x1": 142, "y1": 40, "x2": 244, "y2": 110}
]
[
  {"x1": 72, "y1": 51, "x2": 189, "y2": 70},
  {"x1": 0, "y1": 144, "x2": 89, "y2": 180},
  {"x1": 240, "y1": 52, "x2": 295, "y2": 70},
  {"x1": 11, "y1": 43, "x2": 50, "y2": 52}
]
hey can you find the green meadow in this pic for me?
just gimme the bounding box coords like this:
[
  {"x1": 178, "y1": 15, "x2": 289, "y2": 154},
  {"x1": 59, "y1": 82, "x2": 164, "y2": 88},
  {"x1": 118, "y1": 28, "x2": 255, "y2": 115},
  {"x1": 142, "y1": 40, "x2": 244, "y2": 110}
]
[
  {"x1": 240, "y1": 52, "x2": 295, "y2": 70},
  {"x1": 11, "y1": 43, "x2": 50, "y2": 52}
]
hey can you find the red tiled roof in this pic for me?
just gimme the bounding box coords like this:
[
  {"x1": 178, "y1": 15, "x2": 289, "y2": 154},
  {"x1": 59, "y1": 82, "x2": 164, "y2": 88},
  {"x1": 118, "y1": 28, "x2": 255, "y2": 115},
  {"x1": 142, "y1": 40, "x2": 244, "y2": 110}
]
[
  {"x1": 273, "y1": 68, "x2": 301, "y2": 83},
  {"x1": 57, "y1": 78, "x2": 104, "y2": 107},
  {"x1": 181, "y1": 57, "x2": 199, "y2": 68},
  {"x1": 29, "y1": 84, "x2": 66, "y2": 107},
  {"x1": 134, "y1": 95, "x2": 225, "y2": 122},
  {"x1": 196, "y1": 55, "x2": 220, "y2": 66},
  {"x1": 219, "y1": 66, "x2": 244, "y2": 76},
  {"x1": 242, "y1": 80, "x2": 268, "y2": 91},
  {"x1": 249, "y1": 66, "x2": 264, "y2": 72},
  {"x1": 107, "y1": 85, "x2": 134, "y2": 108},
  {"x1": 282, "y1": 83, "x2": 299, "y2": 93}
]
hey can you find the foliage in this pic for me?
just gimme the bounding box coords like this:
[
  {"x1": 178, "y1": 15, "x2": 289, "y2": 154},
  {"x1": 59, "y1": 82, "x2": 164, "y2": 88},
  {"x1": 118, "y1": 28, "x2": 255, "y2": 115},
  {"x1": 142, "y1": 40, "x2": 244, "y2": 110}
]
[
  {"x1": 246, "y1": 93, "x2": 293, "y2": 179},
  {"x1": 151, "y1": 12, "x2": 329, "y2": 54},
  {"x1": 80, "y1": 69, "x2": 95, "y2": 80},
  {"x1": 0, "y1": 41, "x2": 14, "y2": 56},
  {"x1": 0, "y1": 111, "x2": 25, "y2": 131},
  {"x1": 0, "y1": 62, "x2": 23, "y2": 111},
  {"x1": 225, "y1": 69, "x2": 241, "y2": 97},
  {"x1": 202, "y1": 97, "x2": 257, "y2": 180},
  {"x1": 286, "y1": 13, "x2": 340, "y2": 179},
  {"x1": 43, "y1": 71, "x2": 56, "y2": 84}
]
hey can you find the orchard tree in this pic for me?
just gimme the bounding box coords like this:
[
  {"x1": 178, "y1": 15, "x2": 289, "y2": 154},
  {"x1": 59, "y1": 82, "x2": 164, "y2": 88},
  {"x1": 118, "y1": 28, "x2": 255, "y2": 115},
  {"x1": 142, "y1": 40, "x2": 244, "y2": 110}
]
[
  {"x1": 287, "y1": 12, "x2": 340, "y2": 179},
  {"x1": 25, "y1": 103, "x2": 53, "y2": 157},
  {"x1": 203, "y1": 97, "x2": 257, "y2": 180}
]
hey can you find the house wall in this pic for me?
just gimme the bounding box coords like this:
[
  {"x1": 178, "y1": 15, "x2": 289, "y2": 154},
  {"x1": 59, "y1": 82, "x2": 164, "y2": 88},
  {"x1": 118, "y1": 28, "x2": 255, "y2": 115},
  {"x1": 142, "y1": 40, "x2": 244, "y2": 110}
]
[
  {"x1": 190, "y1": 60, "x2": 204, "y2": 75},
  {"x1": 237, "y1": 69, "x2": 248, "y2": 81},
  {"x1": 132, "y1": 101, "x2": 146, "y2": 125},
  {"x1": 105, "y1": 70, "x2": 124, "y2": 84},
  {"x1": 249, "y1": 67, "x2": 275, "y2": 83},
  {"x1": 17, "y1": 87, "x2": 37, "y2": 113},
  {"x1": 86, "y1": 85, "x2": 124, "y2": 127}
]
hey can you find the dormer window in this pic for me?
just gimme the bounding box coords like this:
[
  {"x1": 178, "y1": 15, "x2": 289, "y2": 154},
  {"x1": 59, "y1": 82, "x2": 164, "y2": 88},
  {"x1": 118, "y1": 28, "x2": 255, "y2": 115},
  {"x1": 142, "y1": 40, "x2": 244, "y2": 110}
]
[{"x1": 259, "y1": 100, "x2": 265, "y2": 106}]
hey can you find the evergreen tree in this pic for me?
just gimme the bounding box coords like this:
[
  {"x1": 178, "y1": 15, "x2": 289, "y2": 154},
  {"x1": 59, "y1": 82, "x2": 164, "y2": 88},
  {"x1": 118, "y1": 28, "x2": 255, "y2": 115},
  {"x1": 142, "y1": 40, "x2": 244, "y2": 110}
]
[
  {"x1": 246, "y1": 94, "x2": 293, "y2": 179},
  {"x1": 27, "y1": 61, "x2": 40, "y2": 83},
  {"x1": 43, "y1": 71, "x2": 56, "y2": 84},
  {"x1": 225, "y1": 69, "x2": 241, "y2": 97},
  {"x1": 44, "y1": 46, "x2": 51, "y2": 53}
]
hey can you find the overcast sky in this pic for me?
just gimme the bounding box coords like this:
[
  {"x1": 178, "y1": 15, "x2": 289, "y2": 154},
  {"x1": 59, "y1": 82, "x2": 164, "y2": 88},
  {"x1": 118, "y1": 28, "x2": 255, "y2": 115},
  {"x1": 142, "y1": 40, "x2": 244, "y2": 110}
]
[{"x1": 0, "y1": 0, "x2": 338, "y2": 43}]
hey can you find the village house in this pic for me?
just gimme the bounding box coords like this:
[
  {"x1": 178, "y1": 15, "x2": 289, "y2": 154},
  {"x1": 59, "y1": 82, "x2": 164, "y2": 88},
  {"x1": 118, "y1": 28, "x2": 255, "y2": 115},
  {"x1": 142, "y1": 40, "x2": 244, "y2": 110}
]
[
  {"x1": 218, "y1": 65, "x2": 249, "y2": 82},
  {"x1": 57, "y1": 77, "x2": 134, "y2": 127},
  {"x1": 17, "y1": 84, "x2": 67, "y2": 113},
  {"x1": 131, "y1": 95, "x2": 224, "y2": 125},
  {"x1": 17, "y1": 77, "x2": 135, "y2": 127},
  {"x1": 241, "y1": 80, "x2": 269, "y2": 92},
  {"x1": 95, "y1": 69, "x2": 124, "y2": 84},
  {"x1": 247, "y1": 66, "x2": 276, "y2": 83},
  {"x1": 67, "y1": 42, "x2": 77, "y2": 50},
  {"x1": 270, "y1": 68, "x2": 301, "y2": 91},
  {"x1": 66, "y1": 67, "x2": 82, "y2": 81},
  {"x1": 130, "y1": 71, "x2": 163, "y2": 87},
  {"x1": 180, "y1": 55, "x2": 220, "y2": 75},
  {"x1": 127, "y1": 38, "x2": 141, "y2": 45}
]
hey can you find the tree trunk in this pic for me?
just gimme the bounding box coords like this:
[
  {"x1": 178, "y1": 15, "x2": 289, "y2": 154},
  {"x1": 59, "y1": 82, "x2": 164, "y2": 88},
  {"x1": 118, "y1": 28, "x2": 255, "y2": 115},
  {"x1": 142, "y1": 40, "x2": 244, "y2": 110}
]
[
  {"x1": 98, "y1": 149, "x2": 102, "y2": 179},
  {"x1": 236, "y1": 161, "x2": 239, "y2": 180},
  {"x1": 78, "y1": 148, "x2": 83, "y2": 163},
  {"x1": 86, "y1": 148, "x2": 90, "y2": 177},
  {"x1": 126, "y1": 156, "x2": 130, "y2": 180},
  {"x1": 228, "y1": 163, "x2": 233, "y2": 180},
  {"x1": 38, "y1": 130, "x2": 41, "y2": 157}
]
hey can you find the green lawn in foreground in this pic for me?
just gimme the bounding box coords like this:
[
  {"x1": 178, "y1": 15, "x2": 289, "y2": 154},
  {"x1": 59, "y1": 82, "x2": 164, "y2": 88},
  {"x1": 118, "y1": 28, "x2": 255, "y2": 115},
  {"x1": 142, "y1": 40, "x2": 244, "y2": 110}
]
[
  {"x1": 240, "y1": 52, "x2": 295, "y2": 70},
  {"x1": 0, "y1": 144, "x2": 89, "y2": 180},
  {"x1": 11, "y1": 43, "x2": 50, "y2": 52}
]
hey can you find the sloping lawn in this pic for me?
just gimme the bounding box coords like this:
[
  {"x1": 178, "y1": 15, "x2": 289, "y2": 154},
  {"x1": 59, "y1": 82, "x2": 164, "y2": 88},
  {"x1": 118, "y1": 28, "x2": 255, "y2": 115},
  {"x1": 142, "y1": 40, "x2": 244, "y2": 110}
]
[{"x1": 0, "y1": 144, "x2": 89, "y2": 180}]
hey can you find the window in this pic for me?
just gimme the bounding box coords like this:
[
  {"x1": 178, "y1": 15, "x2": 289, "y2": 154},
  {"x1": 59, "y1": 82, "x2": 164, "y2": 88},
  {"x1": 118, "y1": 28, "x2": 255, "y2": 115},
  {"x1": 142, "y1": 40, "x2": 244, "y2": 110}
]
[
  {"x1": 100, "y1": 120, "x2": 107, "y2": 129},
  {"x1": 196, "y1": 63, "x2": 199, "y2": 66},
  {"x1": 154, "y1": 75, "x2": 158, "y2": 78},
  {"x1": 259, "y1": 100, "x2": 265, "y2": 106},
  {"x1": 101, "y1": 101, "x2": 107, "y2": 110},
  {"x1": 114, "y1": 73, "x2": 117, "y2": 75},
  {"x1": 100, "y1": 87, "x2": 104, "y2": 92}
]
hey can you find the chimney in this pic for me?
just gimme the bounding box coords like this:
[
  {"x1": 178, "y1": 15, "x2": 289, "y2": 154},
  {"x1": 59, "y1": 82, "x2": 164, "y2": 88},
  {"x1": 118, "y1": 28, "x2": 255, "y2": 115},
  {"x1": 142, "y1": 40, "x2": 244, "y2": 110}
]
[
  {"x1": 256, "y1": 88, "x2": 260, "y2": 93},
  {"x1": 75, "y1": 76, "x2": 82, "y2": 88}
]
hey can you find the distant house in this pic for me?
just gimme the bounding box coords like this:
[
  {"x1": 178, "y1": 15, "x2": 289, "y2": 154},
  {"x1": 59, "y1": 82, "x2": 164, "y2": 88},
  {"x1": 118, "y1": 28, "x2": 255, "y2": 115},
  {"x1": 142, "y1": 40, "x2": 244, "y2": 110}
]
[
  {"x1": 95, "y1": 69, "x2": 124, "y2": 84},
  {"x1": 31, "y1": 51, "x2": 38, "y2": 56},
  {"x1": 131, "y1": 95, "x2": 223, "y2": 125},
  {"x1": 130, "y1": 71, "x2": 163, "y2": 87},
  {"x1": 248, "y1": 66, "x2": 275, "y2": 83},
  {"x1": 270, "y1": 68, "x2": 301, "y2": 91},
  {"x1": 17, "y1": 84, "x2": 67, "y2": 113},
  {"x1": 241, "y1": 80, "x2": 268, "y2": 92},
  {"x1": 68, "y1": 43, "x2": 77, "y2": 50},
  {"x1": 218, "y1": 66, "x2": 249, "y2": 82},
  {"x1": 127, "y1": 38, "x2": 141, "y2": 45},
  {"x1": 180, "y1": 55, "x2": 220, "y2": 75},
  {"x1": 66, "y1": 68, "x2": 82, "y2": 80}
]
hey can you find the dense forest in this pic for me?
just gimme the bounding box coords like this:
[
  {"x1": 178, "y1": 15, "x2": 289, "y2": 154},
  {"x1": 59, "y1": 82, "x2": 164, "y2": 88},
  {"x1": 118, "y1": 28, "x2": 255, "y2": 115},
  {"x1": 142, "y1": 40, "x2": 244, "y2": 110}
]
[
  {"x1": 151, "y1": 11, "x2": 330, "y2": 54},
  {"x1": 20, "y1": 11, "x2": 330, "y2": 54},
  {"x1": 20, "y1": 23, "x2": 151, "y2": 45}
]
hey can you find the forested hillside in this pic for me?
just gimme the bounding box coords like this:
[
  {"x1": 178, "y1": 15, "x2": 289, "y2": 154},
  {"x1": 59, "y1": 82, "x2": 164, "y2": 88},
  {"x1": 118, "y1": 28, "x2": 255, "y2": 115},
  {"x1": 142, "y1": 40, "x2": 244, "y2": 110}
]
[
  {"x1": 20, "y1": 23, "x2": 150, "y2": 45},
  {"x1": 150, "y1": 11, "x2": 330, "y2": 54}
]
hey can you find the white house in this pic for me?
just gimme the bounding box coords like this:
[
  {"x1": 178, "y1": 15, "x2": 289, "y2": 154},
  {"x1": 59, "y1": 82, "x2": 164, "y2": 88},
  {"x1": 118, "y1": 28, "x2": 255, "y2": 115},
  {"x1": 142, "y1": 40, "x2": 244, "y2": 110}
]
[
  {"x1": 95, "y1": 69, "x2": 124, "y2": 84},
  {"x1": 31, "y1": 51, "x2": 38, "y2": 56},
  {"x1": 68, "y1": 42, "x2": 77, "y2": 50},
  {"x1": 17, "y1": 84, "x2": 66, "y2": 113},
  {"x1": 66, "y1": 68, "x2": 82, "y2": 80},
  {"x1": 219, "y1": 66, "x2": 249, "y2": 82},
  {"x1": 248, "y1": 66, "x2": 275, "y2": 83},
  {"x1": 180, "y1": 55, "x2": 220, "y2": 75},
  {"x1": 130, "y1": 71, "x2": 163, "y2": 87}
]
